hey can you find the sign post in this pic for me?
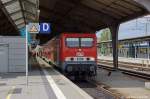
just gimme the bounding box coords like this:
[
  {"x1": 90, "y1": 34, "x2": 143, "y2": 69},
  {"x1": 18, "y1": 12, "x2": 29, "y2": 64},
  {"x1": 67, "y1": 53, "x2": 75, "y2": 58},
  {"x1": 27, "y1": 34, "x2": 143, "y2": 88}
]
[
  {"x1": 26, "y1": 25, "x2": 28, "y2": 86},
  {"x1": 25, "y1": 22, "x2": 50, "y2": 86}
]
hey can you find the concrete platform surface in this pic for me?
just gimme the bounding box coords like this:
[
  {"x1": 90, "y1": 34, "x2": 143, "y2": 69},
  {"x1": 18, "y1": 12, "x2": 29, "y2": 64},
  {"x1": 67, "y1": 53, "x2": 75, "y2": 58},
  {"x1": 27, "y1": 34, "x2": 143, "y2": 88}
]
[
  {"x1": 0, "y1": 56, "x2": 93, "y2": 99},
  {"x1": 37, "y1": 57, "x2": 93, "y2": 99},
  {"x1": 0, "y1": 69, "x2": 57, "y2": 99},
  {"x1": 96, "y1": 68, "x2": 150, "y2": 99}
]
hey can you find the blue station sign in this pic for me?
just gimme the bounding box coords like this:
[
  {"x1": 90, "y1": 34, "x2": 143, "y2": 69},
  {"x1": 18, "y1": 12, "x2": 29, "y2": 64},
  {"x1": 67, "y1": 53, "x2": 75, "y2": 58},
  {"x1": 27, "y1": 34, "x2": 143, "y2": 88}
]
[
  {"x1": 27, "y1": 23, "x2": 51, "y2": 34},
  {"x1": 40, "y1": 23, "x2": 51, "y2": 34}
]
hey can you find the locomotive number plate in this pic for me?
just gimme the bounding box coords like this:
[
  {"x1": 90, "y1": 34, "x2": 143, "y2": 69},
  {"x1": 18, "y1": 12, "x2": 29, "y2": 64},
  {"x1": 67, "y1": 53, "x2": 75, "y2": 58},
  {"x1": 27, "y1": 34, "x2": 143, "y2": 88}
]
[{"x1": 77, "y1": 57, "x2": 84, "y2": 61}]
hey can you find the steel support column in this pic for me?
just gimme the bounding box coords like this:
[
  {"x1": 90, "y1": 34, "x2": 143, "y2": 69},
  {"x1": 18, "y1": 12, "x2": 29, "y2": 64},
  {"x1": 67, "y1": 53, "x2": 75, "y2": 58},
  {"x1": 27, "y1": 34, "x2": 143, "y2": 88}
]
[{"x1": 109, "y1": 25, "x2": 120, "y2": 70}]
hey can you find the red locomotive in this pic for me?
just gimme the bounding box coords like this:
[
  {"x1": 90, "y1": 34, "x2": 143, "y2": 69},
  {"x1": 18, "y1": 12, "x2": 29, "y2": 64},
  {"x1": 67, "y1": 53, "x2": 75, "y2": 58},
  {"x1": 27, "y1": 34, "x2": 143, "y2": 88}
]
[{"x1": 39, "y1": 33, "x2": 97, "y2": 76}]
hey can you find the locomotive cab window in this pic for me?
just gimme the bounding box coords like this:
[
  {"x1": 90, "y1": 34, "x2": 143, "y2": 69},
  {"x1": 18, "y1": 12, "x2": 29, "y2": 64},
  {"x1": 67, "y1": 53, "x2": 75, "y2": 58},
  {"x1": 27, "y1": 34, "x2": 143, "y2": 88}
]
[
  {"x1": 66, "y1": 38, "x2": 94, "y2": 47},
  {"x1": 66, "y1": 38, "x2": 79, "y2": 47},
  {"x1": 81, "y1": 38, "x2": 93, "y2": 47}
]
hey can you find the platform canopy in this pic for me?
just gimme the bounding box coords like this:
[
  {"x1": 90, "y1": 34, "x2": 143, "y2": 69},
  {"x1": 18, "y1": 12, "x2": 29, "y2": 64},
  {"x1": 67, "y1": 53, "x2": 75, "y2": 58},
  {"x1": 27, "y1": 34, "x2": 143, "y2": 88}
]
[
  {"x1": 37, "y1": 0, "x2": 150, "y2": 43},
  {"x1": 1, "y1": 0, "x2": 150, "y2": 69},
  {"x1": 0, "y1": 0, "x2": 150, "y2": 39},
  {"x1": 0, "y1": 3, "x2": 18, "y2": 35},
  {"x1": 0, "y1": 0, "x2": 38, "y2": 35}
]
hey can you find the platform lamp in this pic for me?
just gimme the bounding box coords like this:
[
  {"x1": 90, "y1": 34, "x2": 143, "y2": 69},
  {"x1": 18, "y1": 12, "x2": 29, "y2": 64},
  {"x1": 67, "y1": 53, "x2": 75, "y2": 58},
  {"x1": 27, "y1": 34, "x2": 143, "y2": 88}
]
[{"x1": 26, "y1": 24, "x2": 28, "y2": 86}]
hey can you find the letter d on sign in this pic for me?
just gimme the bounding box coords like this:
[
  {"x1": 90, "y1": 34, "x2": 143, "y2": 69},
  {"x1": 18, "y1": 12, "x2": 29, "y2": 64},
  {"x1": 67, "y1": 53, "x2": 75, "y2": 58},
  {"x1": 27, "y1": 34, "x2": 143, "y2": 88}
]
[
  {"x1": 40, "y1": 23, "x2": 51, "y2": 34},
  {"x1": 43, "y1": 23, "x2": 49, "y2": 31}
]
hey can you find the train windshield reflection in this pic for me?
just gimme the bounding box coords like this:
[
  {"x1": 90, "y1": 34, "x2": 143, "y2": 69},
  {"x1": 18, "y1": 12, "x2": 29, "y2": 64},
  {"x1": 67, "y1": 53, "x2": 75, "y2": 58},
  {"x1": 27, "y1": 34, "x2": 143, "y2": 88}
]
[{"x1": 66, "y1": 38, "x2": 93, "y2": 47}]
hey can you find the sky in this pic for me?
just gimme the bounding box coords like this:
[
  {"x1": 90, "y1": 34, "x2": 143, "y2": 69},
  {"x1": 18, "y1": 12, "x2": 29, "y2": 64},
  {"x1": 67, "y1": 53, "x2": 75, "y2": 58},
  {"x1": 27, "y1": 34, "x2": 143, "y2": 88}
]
[{"x1": 96, "y1": 15, "x2": 150, "y2": 40}]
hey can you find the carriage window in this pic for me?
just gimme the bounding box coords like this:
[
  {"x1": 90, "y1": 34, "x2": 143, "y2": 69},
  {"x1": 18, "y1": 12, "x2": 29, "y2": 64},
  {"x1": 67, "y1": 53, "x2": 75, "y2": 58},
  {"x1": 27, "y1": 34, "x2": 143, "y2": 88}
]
[
  {"x1": 66, "y1": 38, "x2": 79, "y2": 47},
  {"x1": 81, "y1": 38, "x2": 93, "y2": 47}
]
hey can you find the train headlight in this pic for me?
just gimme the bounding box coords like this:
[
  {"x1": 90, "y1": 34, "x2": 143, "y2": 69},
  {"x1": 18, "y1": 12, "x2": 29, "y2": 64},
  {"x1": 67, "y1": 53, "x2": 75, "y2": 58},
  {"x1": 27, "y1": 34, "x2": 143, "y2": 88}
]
[
  {"x1": 86, "y1": 58, "x2": 90, "y2": 61},
  {"x1": 70, "y1": 57, "x2": 74, "y2": 61},
  {"x1": 86, "y1": 57, "x2": 95, "y2": 61}
]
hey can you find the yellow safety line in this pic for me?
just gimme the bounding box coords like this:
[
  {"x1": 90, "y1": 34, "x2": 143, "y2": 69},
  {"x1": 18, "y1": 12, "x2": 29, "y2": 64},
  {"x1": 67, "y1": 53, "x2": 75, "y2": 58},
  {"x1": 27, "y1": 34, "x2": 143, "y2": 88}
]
[{"x1": 6, "y1": 86, "x2": 15, "y2": 99}]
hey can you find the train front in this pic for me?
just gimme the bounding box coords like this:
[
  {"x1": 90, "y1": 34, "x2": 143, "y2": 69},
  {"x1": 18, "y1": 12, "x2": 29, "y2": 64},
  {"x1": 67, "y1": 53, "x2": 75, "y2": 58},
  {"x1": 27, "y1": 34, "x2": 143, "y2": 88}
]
[{"x1": 61, "y1": 33, "x2": 97, "y2": 77}]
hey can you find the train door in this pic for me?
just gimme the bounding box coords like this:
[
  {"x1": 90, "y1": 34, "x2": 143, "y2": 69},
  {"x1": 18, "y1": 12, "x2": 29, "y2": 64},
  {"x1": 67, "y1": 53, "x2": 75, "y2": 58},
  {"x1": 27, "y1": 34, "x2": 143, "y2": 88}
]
[{"x1": 0, "y1": 44, "x2": 9, "y2": 73}]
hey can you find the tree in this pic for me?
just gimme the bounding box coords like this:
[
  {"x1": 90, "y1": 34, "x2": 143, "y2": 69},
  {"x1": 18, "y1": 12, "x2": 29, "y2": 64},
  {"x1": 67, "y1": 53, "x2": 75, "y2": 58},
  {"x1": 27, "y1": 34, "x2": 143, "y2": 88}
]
[
  {"x1": 98, "y1": 28, "x2": 112, "y2": 56},
  {"x1": 100, "y1": 28, "x2": 112, "y2": 42}
]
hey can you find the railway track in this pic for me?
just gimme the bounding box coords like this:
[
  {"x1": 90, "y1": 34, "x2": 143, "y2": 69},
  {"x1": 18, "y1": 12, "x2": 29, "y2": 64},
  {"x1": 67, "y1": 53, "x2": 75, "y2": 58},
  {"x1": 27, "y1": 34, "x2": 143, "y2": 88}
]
[
  {"x1": 74, "y1": 79, "x2": 123, "y2": 99},
  {"x1": 74, "y1": 66, "x2": 150, "y2": 99},
  {"x1": 99, "y1": 59, "x2": 150, "y2": 67},
  {"x1": 98, "y1": 60, "x2": 150, "y2": 71},
  {"x1": 98, "y1": 62, "x2": 150, "y2": 80},
  {"x1": 98, "y1": 59, "x2": 150, "y2": 72}
]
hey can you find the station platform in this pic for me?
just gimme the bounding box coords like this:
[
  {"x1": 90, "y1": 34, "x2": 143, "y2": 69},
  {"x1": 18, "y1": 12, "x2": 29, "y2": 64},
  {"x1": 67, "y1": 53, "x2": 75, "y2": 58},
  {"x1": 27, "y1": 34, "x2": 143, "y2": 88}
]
[
  {"x1": 96, "y1": 68, "x2": 150, "y2": 99},
  {"x1": 98, "y1": 56, "x2": 150, "y2": 64},
  {"x1": 98, "y1": 56, "x2": 150, "y2": 75},
  {"x1": 0, "y1": 68, "x2": 57, "y2": 99},
  {"x1": 0, "y1": 56, "x2": 93, "y2": 99}
]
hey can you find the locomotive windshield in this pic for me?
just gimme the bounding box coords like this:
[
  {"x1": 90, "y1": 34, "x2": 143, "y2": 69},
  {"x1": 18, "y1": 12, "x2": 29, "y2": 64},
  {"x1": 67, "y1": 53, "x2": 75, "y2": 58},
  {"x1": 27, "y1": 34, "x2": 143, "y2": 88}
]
[
  {"x1": 81, "y1": 38, "x2": 93, "y2": 47},
  {"x1": 66, "y1": 38, "x2": 94, "y2": 47},
  {"x1": 66, "y1": 38, "x2": 80, "y2": 47}
]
